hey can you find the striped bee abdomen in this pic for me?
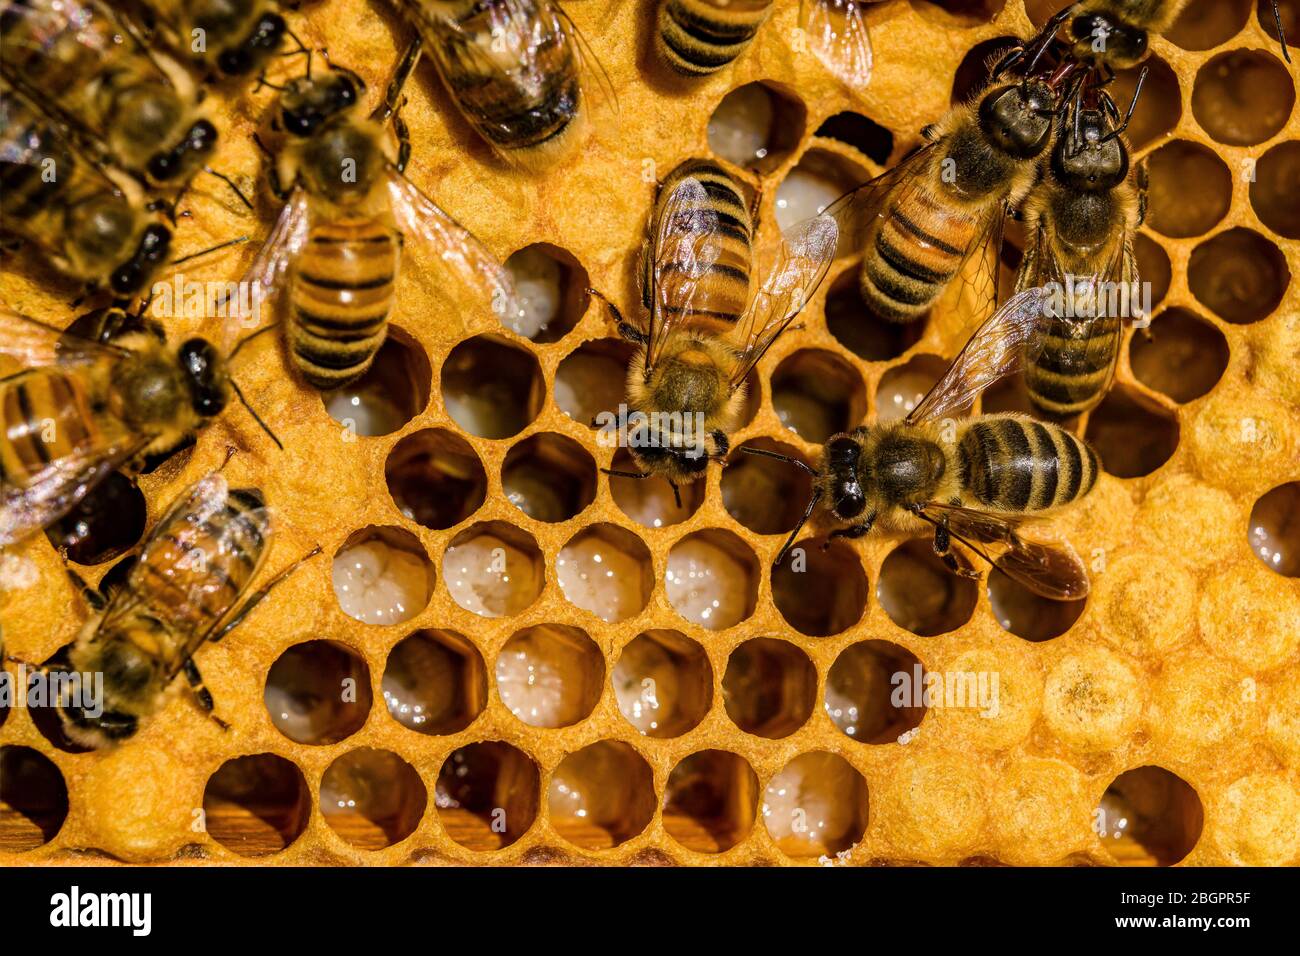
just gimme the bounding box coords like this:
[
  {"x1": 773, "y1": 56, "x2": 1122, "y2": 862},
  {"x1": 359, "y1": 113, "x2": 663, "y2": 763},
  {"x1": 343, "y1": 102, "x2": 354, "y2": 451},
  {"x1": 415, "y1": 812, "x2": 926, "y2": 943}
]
[
  {"x1": 655, "y1": 0, "x2": 773, "y2": 76},
  {"x1": 0, "y1": 369, "x2": 99, "y2": 488},
  {"x1": 289, "y1": 218, "x2": 399, "y2": 390},
  {"x1": 1024, "y1": 311, "x2": 1122, "y2": 416},
  {"x1": 958, "y1": 415, "x2": 1098, "y2": 512}
]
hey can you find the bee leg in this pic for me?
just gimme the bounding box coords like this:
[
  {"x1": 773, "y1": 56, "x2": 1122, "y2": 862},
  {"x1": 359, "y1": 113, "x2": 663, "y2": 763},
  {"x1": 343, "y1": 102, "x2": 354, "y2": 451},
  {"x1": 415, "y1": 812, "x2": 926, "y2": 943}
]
[
  {"x1": 1135, "y1": 158, "x2": 1149, "y2": 228},
  {"x1": 824, "y1": 512, "x2": 876, "y2": 548},
  {"x1": 206, "y1": 545, "x2": 324, "y2": 644},
  {"x1": 181, "y1": 659, "x2": 229, "y2": 731},
  {"x1": 931, "y1": 519, "x2": 980, "y2": 579},
  {"x1": 393, "y1": 110, "x2": 412, "y2": 175},
  {"x1": 587, "y1": 288, "x2": 648, "y2": 344},
  {"x1": 63, "y1": 565, "x2": 107, "y2": 613},
  {"x1": 375, "y1": 37, "x2": 424, "y2": 125},
  {"x1": 253, "y1": 134, "x2": 291, "y2": 201}
]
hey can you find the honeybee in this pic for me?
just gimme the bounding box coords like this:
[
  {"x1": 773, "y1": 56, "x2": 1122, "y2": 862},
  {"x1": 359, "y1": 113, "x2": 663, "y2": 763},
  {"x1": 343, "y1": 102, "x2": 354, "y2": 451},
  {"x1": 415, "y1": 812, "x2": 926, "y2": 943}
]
[
  {"x1": 0, "y1": 308, "x2": 278, "y2": 546},
  {"x1": 597, "y1": 158, "x2": 838, "y2": 495},
  {"x1": 123, "y1": 0, "x2": 289, "y2": 79},
  {"x1": 239, "y1": 45, "x2": 520, "y2": 389},
  {"x1": 746, "y1": 285, "x2": 1098, "y2": 599},
  {"x1": 800, "y1": 0, "x2": 877, "y2": 90}
]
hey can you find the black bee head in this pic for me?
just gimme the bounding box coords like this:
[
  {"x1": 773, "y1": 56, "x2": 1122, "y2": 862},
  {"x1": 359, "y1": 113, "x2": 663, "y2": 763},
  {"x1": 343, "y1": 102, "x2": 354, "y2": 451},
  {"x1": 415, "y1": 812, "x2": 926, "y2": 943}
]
[
  {"x1": 1053, "y1": 108, "x2": 1129, "y2": 192},
  {"x1": 280, "y1": 72, "x2": 362, "y2": 137},
  {"x1": 1071, "y1": 12, "x2": 1148, "y2": 69},
  {"x1": 147, "y1": 119, "x2": 218, "y2": 183},
  {"x1": 218, "y1": 12, "x2": 288, "y2": 77},
  {"x1": 177, "y1": 338, "x2": 230, "y2": 418},
  {"x1": 978, "y1": 80, "x2": 1056, "y2": 159},
  {"x1": 109, "y1": 224, "x2": 172, "y2": 297},
  {"x1": 825, "y1": 435, "x2": 867, "y2": 520}
]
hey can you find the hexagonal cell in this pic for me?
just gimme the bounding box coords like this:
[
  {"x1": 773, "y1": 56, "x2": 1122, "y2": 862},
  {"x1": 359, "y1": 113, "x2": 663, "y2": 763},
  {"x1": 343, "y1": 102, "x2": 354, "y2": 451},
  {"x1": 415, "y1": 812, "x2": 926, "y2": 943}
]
[
  {"x1": 877, "y1": 538, "x2": 978, "y2": 636},
  {"x1": 666, "y1": 529, "x2": 760, "y2": 630},
  {"x1": 613, "y1": 629, "x2": 713, "y2": 738},
  {"x1": 876, "y1": 354, "x2": 948, "y2": 423},
  {"x1": 707, "y1": 81, "x2": 806, "y2": 173},
  {"x1": 443, "y1": 521, "x2": 545, "y2": 618},
  {"x1": 383, "y1": 629, "x2": 488, "y2": 735},
  {"x1": 1097, "y1": 766, "x2": 1204, "y2": 866},
  {"x1": 914, "y1": 0, "x2": 1007, "y2": 25},
  {"x1": 722, "y1": 438, "x2": 815, "y2": 535},
  {"x1": 321, "y1": 327, "x2": 431, "y2": 437},
  {"x1": 202, "y1": 754, "x2": 311, "y2": 857},
  {"x1": 1251, "y1": 140, "x2": 1300, "y2": 238},
  {"x1": 385, "y1": 428, "x2": 487, "y2": 530},
  {"x1": 496, "y1": 624, "x2": 604, "y2": 729},
  {"x1": 1022, "y1": 0, "x2": 1063, "y2": 25},
  {"x1": 1261, "y1": 0, "x2": 1300, "y2": 60},
  {"x1": 987, "y1": 569, "x2": 1086, "y2": 641},
  {"x1": 436, "y1": 741, "x2": 539, "y2": 851},
  {"x1": 815, "y1": 111, "x2": 894, "y2": 165},
  {"x1": 554, "y1": 338, "x2": 634, "y2": 427},
  {"x1": 979, "y1": 371, "x2": 1038, "y2": 417},
  {"x1": 1085, "y1": 386, "x2": 1180, "y2": 478},
  {"x1": 1133, "y1": 233, "x2": 1172, "y2": 308},
  {"x1": 44, "y1": 471, "x2": 145, "y2": 566},
  {"x1": 1144, "y1": 141, "x2": 1232, "y2": 238},
  {"x1": 320, "y1": 748, "x2": 427, "y2": 850},
  {"x1": 1129, "y1": 308, "x2": 1229, "y2": 403},
  {"x1": 662, "y1": 750, "x2": 759, "y2": 854},
  {"x1": 826, "y1": 640, "x2": 927, "y2": 743},
  {"x1": 548, "y1": 740, "x2": 656, "y2": 850},
  {"x1": 1109, "y1": 56, "x2": 1181, "y2": 151},
  {"x1": 772, "y1": 536, "x2": 869, "y2": 636},
  {"x1": 265, "y1": 640, "x2": 373, "y2": 745},
  {"x1": 775, "y1": 148, "x2": 867, "y2": 232},
  {"x1": 501, "y1": 243, "x2": 590, "y2": 343},
  {"x1": 771, "y1": 348, "x2": 868, "y2": 442},
  {"x1": 441, "y1": 334, "x2": 544, "y2": 439},
  {"x1": 1249, "y1": 482, "x2": 1300, "y2": 577},
  {"x1": 558, "y1": 523, "x2": 654, "y2": 622},
  {"x1": 1188, "y1": 227, "x2": 1289, "y2": 324},
  {"x1": 608, "y1": 447, "x2": 706, "y2": 528},
  {"x1": 332, "y1": 525, "x2": 435, "y2": 626},
  {"x1": 501, "y1": 432, "x2": 596, "y2": 522},
  {"x1": 825, "y1": 268, "x2": 924, "y2": 361},
  {"x1": 723, "y1": 637, "x2": 817, "y2": 739},
  {"x1": 762, "y1": 752, "x2": 869, "y2": 858},
  {"x1": 1192, "y1": 50, "x2": 1294, "y2": 147},
  {"x1": 1166, "y1": 0, "x2": 1252, "y2": 49},
  {"x1": 0, "y1": 745, "x2": 67, "y2": 852},
  {"x1": 950, "y1": 36, "x2": 1019, "y2": 105}
]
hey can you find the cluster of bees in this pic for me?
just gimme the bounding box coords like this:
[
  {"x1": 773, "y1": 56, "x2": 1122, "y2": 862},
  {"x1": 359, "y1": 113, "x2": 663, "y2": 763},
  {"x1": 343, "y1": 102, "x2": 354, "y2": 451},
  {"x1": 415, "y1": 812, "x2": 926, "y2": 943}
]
[{"x1": 0, "y1": 1, "x2": 1292, "y2": 756}]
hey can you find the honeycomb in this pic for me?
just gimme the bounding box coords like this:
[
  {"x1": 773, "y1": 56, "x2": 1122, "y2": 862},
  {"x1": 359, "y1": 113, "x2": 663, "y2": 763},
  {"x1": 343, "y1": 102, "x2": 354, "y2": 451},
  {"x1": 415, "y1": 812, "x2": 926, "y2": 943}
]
[{"x1": 1, "y1": 0, "x2": 1299, "y2": 867}]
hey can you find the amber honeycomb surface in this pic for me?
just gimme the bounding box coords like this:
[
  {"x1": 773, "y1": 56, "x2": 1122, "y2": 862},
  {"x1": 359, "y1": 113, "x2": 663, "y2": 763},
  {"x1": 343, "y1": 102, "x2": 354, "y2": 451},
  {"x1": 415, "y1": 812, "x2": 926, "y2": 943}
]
[{"x1": 1, "y1": 0, "x2": 1299, "y2": 866}]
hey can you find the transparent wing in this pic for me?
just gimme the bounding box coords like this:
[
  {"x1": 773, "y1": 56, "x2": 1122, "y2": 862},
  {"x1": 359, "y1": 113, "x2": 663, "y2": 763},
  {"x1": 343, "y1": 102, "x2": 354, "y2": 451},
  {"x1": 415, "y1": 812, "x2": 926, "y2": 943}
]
[
  {"x1": 729, "y1": 213, "x2": 838, "y2": 388},
  {"x1": 223, "y1": 187, "x2": 311, "y2": 348},
  {"x1": 0, "y1": 308, "x2": 132, "y2": 367},
  {"x1": 645, "y1": 176, "x2": 722, "y2": 376},
  {"x1": 802, "y1": 0, "x2": 873, "y2": 90},
  {"x1": 821, "y1": 144, "x2": 934, "y2": 254},
  {"x1": 553, "y1": 1, "x2": 619, "y2": 125}
]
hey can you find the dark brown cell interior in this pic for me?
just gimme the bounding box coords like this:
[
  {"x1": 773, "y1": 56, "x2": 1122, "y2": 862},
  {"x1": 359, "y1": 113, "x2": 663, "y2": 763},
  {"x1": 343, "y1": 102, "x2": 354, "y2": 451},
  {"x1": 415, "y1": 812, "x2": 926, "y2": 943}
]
[
  {"x1": 771, "y1": 537, "x2": 869, "y2": 636},
  {"x1": 1085, "y1": 387, "x2": 1180, "y2": 478},
  {"x1": 816, "y1": 111, "x2": 895, "y2": 165},
  {"x1": 496, "y1": 624, "x2": 604, "y2": 729},
  {"x1": 321, "y1": 327, "x2": 431, "y2": 437},
  {"x1": 320, "y1": 747, "x2": 427, "y2": 850},
  {"x1": 202, "y1": 753, "x2": 311, "y2": 857},
  {"x1": 0, "y1": 745, "x2": 68, "y2": 852},
  {"x1": 385, "y1": 427, "x2": 487, "y2": 530},
  {"x1": 915, "y1": 0, "x2": 1008, "y2": 26},
  {"x1": 1261, "y1": 0, "x2": 1300, "y2": 54},
  {"x1": 950, "y1": 36, "x2": 1019, "y2": 105},
  {"x1": 877, "y1": 538, "x2": 978, "y2": 636},
  {"x1": 979, "y1": 371, "x2": 1039, "y2": 417},
  {"x1": 553, "y1": 338, "x2": 634, "y2": 427},
  {"x1": 825, "y1": 640, "x2": 927, "y2": 744},
  {"x1": 721, "y1": 438, "x2": 815, "y2": 535},
  {"x1": 1192, "y1": 50, "x2": 1295, "y2": 147},
  {"x1": 1129, "y1": 308, "x2": 1229, "y2": 403},
  {"x1": 1250, "y1": 140, "x2": 1300, "y2": 239},
  {"x1": 825, "y1": 268, "x2": 925, "y2": 361},
  {"x1": 502, "y1": 243, "x2": 590, "y2": 344},
  {"x1": 763, "y1": 751, "x2": 870, "y2": 858},
  {"x1": 608, "y1": 447, "x2": 705, "y2": 528},
  {"x1": 441, "y1": 334, "x2": 544, "y2": 439},
  {"x1": 613, "y1": 629, "x2": 713, "y2": 738},
  {"x1": 1022, "y1": 0, "x2": 1062, "y2": 25},
  {"x1": 28, "y1": 644, "x2": 93, "y2": 754},
  {"x1": 1132, "y1": 233, "x2": 1173, "y2": 309},
  {"x1": 45, "y1": 471, "x2": 145, "y2": 566},
  {"x1": 1098, "y1": 766, "x2": 1204, "y2": 866},
  {"x1": 771, "y1": 348, "x2": 867, "y2": 443},
  {"x1": 707, "y1": 81, "x2": 807, "y2": 174},
  {"x1": 1166, "y1": 0, "x2": 1252, "y2": 50},
  {"x1": 1110, "y1": 57, "x2": 1182, "y2": 152},
  {"x1": 501, "y1": 432, "x2": 596, "y2": 522},
  {"x1": 876, "y1": 355, "x2": 949, "y2": 422},
  {"x1": 1144, "y1": 141, "x2": 1232, "y2": 238},
  {"x1": 264, "y1": 639, "x2": 373, "y2": 745},
  {"x1": 986, "y1": 568, "x2": 1086, "y2": 641},
  {"x1": 662, "y1": 750, "x2": 759, "y2": 854},
  {"x1": 722, "y1": 637, "x2": 817, "y2": 739},
  {"x1": 436, "y1": 741, "x2": 539, "y2": 851},
  {"x1": 1188, "y1": 227, "x2": 1290, "y2": 324},
  {"x1": 548, "y1": 741, "x2": 656, "y2": 849},
  {"x1": 1248, "y1": 482, "x2": 1300, "y2": 577},
  {"x1": 383, "y1": 629, "x2": 488, "y2": 735}
]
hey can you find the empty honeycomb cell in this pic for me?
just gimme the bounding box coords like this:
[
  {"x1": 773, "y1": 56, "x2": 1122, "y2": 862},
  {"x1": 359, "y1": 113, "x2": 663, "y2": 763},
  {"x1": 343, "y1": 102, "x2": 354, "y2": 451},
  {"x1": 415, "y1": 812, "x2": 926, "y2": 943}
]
[
  {"x1": 824, "y1": 268, "x2": 924, "y2": 361},
  {"x1": 1266, "y1": 667, "x2": 1300, "y2": 767},
  {"x1": 989, "y1": 757, "x2": 1090, "y2": 866},
  {"x1": 0, "y1": 746, "x2": 67, "y2": 852},
  {"x1": 722, "y1": 637, "x2": 817, "y2": 739},
  {"x1": 665, "y1": 529, "x2": 760, "y2": 630},
  {"x1": 435, "y1": 741, "x2": 539, "y2": 851},
  {"x1": 558, "y1": 523, "x2": 654, "y2": 622},
  {"x1": 1211, "y1": 773, "x2": 1300, "y2": 866},
  {"x1": 332, "y1": 525, "x2": 435, "y2": 626},
  {"x1": 383, "y1": 629, "x2": 488, "y2": 735},
  {"x1": 721, "y1": 438, "x2": 816, "y2": 535},
  {"x1": 1250, "y1": 141, "x2": 1300, "y2": 238},
  {"x1": 608, "y1": 448, "x2": 706, "y2": 528},
  {"x1": 1198, "y1": 560, "x2": 1300, "y2": 671},
  {"x1": 501, "y1": 244, "x2": 590, "y2": 343},
  {"x1": 1138, "y1": 474, "x2": 1239, "y2": 561},
  {"x1": 441, "y1": 335, "x2": 545, "y2": 439},
  {"x1": 877, "y1": 539, "x2": 978, "y2": 636},
  {"x1": 875, "y1": 750, "x2": 989, "y2": 860},
  {"x1": 613, "y1": 630, "x2": 713, "y2": 738},
  {"x1": 1132, "y1": 234, "x2": 1172, "y2": 308},
  {"x1": 950, "y1": 37, "x2": 1019, "y2": 106},
  {"x1": 264, "y1": 640, "x2": 373, "y2": 745},
  {"x1": 1111, "y1": 57, "x2": 1182, "y2": 152},
  {"x1": 1097, "y1": 766, "x2": 1204, "y2": 867},
  {"x1": 825, "y1": 640, "x2": 927, "y2": 744},
  {"x1": 1095, "y1": 552, "x2": 1198, "y2": 655},
  {"x1": 548, "y1": 741, "x2": 656, "y2": 850},
  {"x1": 771, "y1": 349, "x2": 868, "y2": 442},
  {"x1": 496, "y1": 624, "x2": 604, "y2": 729},
  {"x1": 1189, "y1": 390, "x2": 1296, "y2": 488},
  {"x1": 554, "y1": 338, "x2": 635, "y2": 427},
  {"x1": 320, "y1": 748, "x2": 426, "y2": 851},
  {"x1": 771, "y1": 537, "x2": 869, "y2": 636},
  {"x1": 707, "y1": 81, "x2": 806, "y2": 173},
  {"x1": 321, "y1": 327, "x2": 431, "y2": 437},
  {"x1": 876, "y1": 355, "x2": 949, "y2": 423},
  {"x1": 443, "y1": 521, "x2": 545, "y2": 618},
  {"x1": 1250, "y1": 481, "x2": 1300, "y2": 576},
  {"x1": 775, "y1": 147, "x2": 867, "y2": 231},
  {"x1": 1084, "y1": 386, "x2": 1180, "y2": 478},
  {"x1": 45, "y1": 471, "x2": 145, "y2": 566},
  {"x1": 202, "y1": 754, "x2": 311, "y2": 858},
  {"x1": 1129, "y1": 308, "x2": 1229, "y2": 402},
  {"x1": 1166, "y1": 0, "x2": 1253, "y2": 49},
  {"x1": 1043, "y1": 648, "x2": 1142, "y2": 752},
  {"x1": 1188, "y1": 227, "x2": 1290, "y2": 324},
  {"x1": 986, "y1": 569, "x2": 1086, "y2": 641},
  {"x1": 501, "y1": 432, "x2": 597, "y2": 522},
  {"x1": 978, "y1": 372, "x2": 1037, "y2": 416},
  {"x1": 1144, "y1": 140, "x2": 1232, "y2": 238},
  {"x1": 1192, "y1": 50, "x2": 1295, "y2": 147},
  {"x1": 763, "y1": 751, "x2": 869, "y2": 859},
  {"x1": 662, "y1": 750, "x2": 759, "y2": 853},
  {"x1": 1149, "y1": 653, "x2": 1258, "y2": 760},
  {"x1": 385, "y1": 428, "x2": 487, "y2": 530},
  {"x1": 815, "y1": 111, "x2": 894, "y2": 165},
  {"x1": 914, "y1": 0, "x2": 1007, "y2": 25}
]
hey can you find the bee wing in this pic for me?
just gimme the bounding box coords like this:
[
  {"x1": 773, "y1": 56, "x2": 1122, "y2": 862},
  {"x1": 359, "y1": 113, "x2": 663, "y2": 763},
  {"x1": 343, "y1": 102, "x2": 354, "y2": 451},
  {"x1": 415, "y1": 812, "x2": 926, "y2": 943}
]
[
  {"x1": 905, "y1": 286, "x2": 1048, "y2": 425},
  {"x1": 0, "y1": 307, "x2": 135, "y2": 367},
  {"x1": 920, "y1": 501, "x2": 1090, "y2": 600},
  {"x1": 223, "y1": 187, "x2": 311, "y2": 348},
  {"x1": 821, "y1": 144, "x2": 934, "y2": 253},
  {"x1": 386, "y1": 169, "x2": 521, "y2": 325},
  {"x1": 801, "y1": 0, "x2": 873, "y2": 90},
  {"x1": 552, "y1": 1, "x2": 620, "y2": 125},
  {"x1": 729, "y1": 213, "x2": 839, "y2": 388}
]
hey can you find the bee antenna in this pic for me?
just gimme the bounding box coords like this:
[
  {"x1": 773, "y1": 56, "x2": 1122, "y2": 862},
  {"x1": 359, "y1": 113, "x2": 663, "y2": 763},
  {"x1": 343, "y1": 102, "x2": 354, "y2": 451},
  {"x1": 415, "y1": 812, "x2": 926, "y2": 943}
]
[
  {"x1": 228, "y1": 322, "x2": 279, "y2": 361},
  {"x1": 1273, "y1": 1, "x2": 1293, "y2": 64},
  {"x1": 204, "y1": 168, "x2": 254, "y2": 210},
  {"x1": 738, "y1": 445, "x2": 820, "y2": 477},
  {"x1": 228, "y1": 379, "x2": 283, "y2": 451},
  {"x1": 1101, "y1": 65, "x2": 1147, "y2": 144},
  {"x1": 668, "y1": 481, "x2": 682, "y2": 510},
  {"x1": 219, "y1": 446, "x2": 238, "y2": 469},
  {"x1": 170, "y1": 235, "x2": 249, "y2": 267},
  {"x1": 774, "y1": 490, "x2": 822, "y2": 567}
]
